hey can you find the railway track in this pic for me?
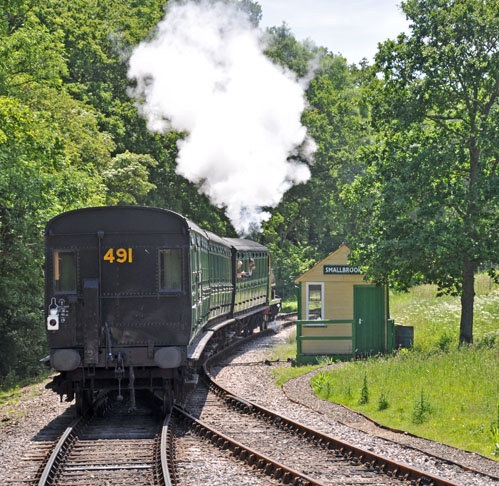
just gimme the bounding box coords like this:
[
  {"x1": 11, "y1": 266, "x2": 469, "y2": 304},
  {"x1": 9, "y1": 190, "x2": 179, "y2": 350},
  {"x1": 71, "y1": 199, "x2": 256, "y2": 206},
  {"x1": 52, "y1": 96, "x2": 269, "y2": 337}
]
[
  {"x1": 177, "y1": 361, "x2": 459, "y2": 486},
  {"x1": 36, "y1": 394, "x2": 173, "y2": 485},
  {"x1": 201, "y1": 323, "x2": 498, "y2": 485}
]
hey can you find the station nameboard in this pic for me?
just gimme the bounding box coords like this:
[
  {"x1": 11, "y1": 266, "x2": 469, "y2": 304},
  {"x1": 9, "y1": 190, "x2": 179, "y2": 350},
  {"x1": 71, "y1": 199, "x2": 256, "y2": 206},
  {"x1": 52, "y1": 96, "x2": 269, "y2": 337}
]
[{"x1": 323, "y1": 265, "x2": 361, "y2": 275}]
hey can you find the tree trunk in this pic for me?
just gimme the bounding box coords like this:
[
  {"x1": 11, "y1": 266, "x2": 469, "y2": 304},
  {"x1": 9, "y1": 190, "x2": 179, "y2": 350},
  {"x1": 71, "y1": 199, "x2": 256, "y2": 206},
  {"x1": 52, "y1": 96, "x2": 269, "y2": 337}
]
[
  {"x1": 459, "y1": 257, "x2": 476, "y2": 345},
  {"x1": 459, "y1": 120, "x2": 480, "y2": 345}
]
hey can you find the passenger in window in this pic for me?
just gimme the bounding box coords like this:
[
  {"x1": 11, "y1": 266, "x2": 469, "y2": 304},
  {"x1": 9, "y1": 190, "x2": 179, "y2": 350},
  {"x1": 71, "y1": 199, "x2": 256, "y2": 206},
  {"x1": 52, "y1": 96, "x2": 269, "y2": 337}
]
[
  {"x1": 247, "y1": 258, "x2": 255, "y2": 277},
  {"x1": 241, "y1": 258, "x2": 255, "y2": 278},
  {"x1": 236, "y1": 260, "x2": 244, "y2": 278}
]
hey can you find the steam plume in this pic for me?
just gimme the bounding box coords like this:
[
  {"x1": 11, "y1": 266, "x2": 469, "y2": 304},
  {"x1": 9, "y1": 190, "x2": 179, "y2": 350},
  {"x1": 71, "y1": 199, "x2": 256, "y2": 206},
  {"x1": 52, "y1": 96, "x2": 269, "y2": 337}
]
[{"x1": 128, "y1": 0, "x2": 314, "y2": 234}]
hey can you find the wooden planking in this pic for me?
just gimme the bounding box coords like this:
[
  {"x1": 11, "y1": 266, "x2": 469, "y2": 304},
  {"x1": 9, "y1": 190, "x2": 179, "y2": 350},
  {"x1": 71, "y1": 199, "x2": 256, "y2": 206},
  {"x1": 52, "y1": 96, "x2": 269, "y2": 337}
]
[{"x1": 302, "y1": 340, "x2": 353, "y2": 355}]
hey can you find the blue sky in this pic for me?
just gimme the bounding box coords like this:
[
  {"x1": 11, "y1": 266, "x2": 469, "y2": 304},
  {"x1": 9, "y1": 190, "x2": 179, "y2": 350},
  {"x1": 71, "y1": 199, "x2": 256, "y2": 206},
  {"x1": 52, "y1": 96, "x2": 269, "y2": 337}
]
[{"x1": 257, "y1": 0, "x2": 410, "y2": 64}]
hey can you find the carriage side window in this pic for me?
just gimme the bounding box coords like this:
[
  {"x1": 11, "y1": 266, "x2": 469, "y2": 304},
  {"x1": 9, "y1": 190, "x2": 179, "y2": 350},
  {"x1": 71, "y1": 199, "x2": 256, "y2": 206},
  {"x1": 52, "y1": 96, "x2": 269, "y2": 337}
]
[
  {"x1": 54, "y1": 250, "x2": 76, "y2": 292},
  {"x1": 160, "y1": 249, "x2": 182, "y2": 292}
]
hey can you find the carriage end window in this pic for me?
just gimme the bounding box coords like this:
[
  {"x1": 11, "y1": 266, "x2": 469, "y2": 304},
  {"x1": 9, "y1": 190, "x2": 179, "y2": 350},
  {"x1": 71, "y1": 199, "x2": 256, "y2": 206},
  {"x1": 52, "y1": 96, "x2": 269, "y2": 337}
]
[
  {"x1": 160, "y1": 249, "x2": 182, "y2": 292},
  {"x1": 54, "y1": 250, "x2": 76, "y2": 292}
]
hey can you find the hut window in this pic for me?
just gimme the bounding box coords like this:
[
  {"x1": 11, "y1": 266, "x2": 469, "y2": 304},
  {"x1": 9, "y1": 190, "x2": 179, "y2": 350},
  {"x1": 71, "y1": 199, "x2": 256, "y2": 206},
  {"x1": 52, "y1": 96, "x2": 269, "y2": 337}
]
[{"x1": 307, "y1": 283, "x2": 323, "y2": 320}]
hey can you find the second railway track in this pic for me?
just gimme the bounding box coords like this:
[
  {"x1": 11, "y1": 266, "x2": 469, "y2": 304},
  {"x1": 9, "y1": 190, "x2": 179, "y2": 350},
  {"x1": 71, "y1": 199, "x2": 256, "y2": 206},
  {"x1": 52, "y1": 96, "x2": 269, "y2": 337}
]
[
  {"x1": 178, "y1": 365, "x2": 455, "y2": 485},
  {"x1": 38, "y1": 395, "x2": 173, "y2": 485},
  {"x1": 185, "y1": 323, "x2": 498, "y2": 486}
]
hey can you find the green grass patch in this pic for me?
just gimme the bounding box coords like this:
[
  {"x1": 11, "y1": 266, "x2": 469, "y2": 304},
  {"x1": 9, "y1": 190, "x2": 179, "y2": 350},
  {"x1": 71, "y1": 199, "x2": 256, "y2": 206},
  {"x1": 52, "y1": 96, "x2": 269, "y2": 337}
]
[
  {"x1": 272, "y1": 363, "x2": 321, "y2": 388},
  {"x1": 280, "y1": 299, "x2": 298, "y2": 313},
  {"x1": 390, "y1": 275, "x2": 499, "y2": 352},
  {"x1": 0, "y1": 388, "x2": 22, "y2": 407},
  {"x1": 312, "y1": 347, "x2": 499, "y2": 458},
  {"x1": 273, "y1": 276, "x2": 499, "y2": 459},
  {"x1": 0, "y1": 386, "x2": 32, "y2": 425}
]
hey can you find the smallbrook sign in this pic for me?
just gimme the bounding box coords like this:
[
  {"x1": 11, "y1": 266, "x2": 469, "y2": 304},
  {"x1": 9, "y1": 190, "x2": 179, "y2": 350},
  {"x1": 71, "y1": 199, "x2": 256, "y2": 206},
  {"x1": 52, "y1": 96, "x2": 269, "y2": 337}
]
[{"x1": 323, "y1": 265, "x2": 361, "y2": 275}]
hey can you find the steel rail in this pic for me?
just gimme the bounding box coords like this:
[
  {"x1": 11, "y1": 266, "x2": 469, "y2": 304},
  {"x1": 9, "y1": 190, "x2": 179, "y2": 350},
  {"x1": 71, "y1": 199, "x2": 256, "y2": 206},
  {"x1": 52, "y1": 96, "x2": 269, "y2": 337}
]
[
  {"x1": 160, "y1": 411, "x2": 174, "y2": 486},
  {"x1": 173, "y1": 405, "x2": 326, "y2": 486},
  {"x1": 37, "y1": 416, "x2": 83, "y2": 486},
  {"x1": 203, "y1": 354, "x2": 460, "y2": 486}
]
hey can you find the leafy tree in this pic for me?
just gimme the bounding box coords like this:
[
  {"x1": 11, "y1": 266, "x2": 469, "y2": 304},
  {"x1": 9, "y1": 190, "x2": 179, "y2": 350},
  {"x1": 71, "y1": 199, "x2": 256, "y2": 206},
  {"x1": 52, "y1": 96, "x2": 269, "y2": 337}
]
[
  {"x1": 301, "y1": 55, "x2": 371, "y2": 254},
  {"x1": 103, "y1": 151, "x2": 157, "y2": 205},
  {"x1": 344, "y1": 0, "x2": 499, "y2": 344},
  {"x1": 264, "y1": 23, "x2": 319, "y2": 78},
  {"x1": 0, "y1": 9, "x2": 67, "y2": 95},
  {"x1": 0, "y1": 1, "x2": 111, "y2": 383},
  {"x1": 262, "y1": 29, "x2": 370, "y2": 297},
  {"x1": 234, "y1": 0, "x2": 262, "y2": 27},
  {"x1": 35, "y1": 0, "x2": 166, "y2": 150}
]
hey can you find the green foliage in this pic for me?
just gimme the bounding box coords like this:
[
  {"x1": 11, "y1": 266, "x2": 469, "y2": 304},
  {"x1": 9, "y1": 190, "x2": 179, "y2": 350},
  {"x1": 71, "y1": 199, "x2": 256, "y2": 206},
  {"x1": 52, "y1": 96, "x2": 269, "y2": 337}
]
[
  {"x1": 412, "y1": 390, "x2": 433, "y2": 425},
  {"x1": 103, "y1": 151, "x2": 157, "y2": 205},
  {"x1": 0, "y1": 11, "x2": 67, "y2": 95},
  {"x1": 234, "y1": 0, "x2": 262, "y2": 27},
  {"x1": 280, "y1": 299, "x2": 298, "y2": 313},
  {"x1": 377, "y1": 392, "x2": 389, "y2": 411},
  {"x1": 344, "y1": 0, "x2": 499, "y2": 344},
  {"x1": 310, "y1": 370, "x2": 334, "y2": 398},
  {"x1": 358, "y1": 373, "x2": 369, "y2": 405},
  {"x1": 265, "y1": 237, "x2": 318, "y2": 299},
  {"x1": 264, "y1": 23, "x2": 319, "y2": 78}
]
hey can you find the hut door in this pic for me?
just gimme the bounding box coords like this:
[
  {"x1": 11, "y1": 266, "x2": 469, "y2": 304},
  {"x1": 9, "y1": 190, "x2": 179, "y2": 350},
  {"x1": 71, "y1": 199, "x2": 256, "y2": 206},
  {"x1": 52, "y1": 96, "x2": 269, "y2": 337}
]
[
  {"x1": 306, "y1": 283, "x2": 324, "y2": 320},
  {"x1": 353, "y1": 285, "x2": 385, "y2": 355}
]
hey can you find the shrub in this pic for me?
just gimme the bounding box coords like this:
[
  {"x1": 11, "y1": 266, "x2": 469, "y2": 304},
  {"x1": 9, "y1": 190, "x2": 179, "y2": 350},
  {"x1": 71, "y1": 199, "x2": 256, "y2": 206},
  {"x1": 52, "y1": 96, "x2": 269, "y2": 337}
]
[
  {"x1": 377, "y1": 392, "x2": 389, "y2": 411},
  {"x1": 359, "y1": 374, "x2": 369, "y2": 405},
  {"x1": 412, "y1": 390, "x2": 432, "y2": 424}
]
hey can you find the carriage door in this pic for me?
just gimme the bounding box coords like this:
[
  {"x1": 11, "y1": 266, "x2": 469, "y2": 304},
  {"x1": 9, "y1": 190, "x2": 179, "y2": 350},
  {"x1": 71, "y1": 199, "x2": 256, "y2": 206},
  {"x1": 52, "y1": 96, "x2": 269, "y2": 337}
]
[
  {"x1": 306, "y1": 283, "x2": 324, "y2": 320},
  {"x1": 190, "y1": 234, "x2": 202, "y2": 331},
  {"x1": 353, "y1": 285, "x2": 385, "y2": 355}
]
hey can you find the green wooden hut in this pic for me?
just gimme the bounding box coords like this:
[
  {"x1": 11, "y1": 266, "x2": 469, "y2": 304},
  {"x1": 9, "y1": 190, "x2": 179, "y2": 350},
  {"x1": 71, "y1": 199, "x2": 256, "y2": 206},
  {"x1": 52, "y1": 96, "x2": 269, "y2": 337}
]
[{"x1": 294, "y1": 244, "x2": 394, "y2": 364}]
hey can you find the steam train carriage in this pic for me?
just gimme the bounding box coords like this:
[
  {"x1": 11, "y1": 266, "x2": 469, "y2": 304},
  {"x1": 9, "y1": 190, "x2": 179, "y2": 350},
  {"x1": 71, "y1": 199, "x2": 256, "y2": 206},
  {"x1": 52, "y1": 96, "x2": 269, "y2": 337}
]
[{"x1": 45, "y1": 206, "x2": 280, "y2": 413}]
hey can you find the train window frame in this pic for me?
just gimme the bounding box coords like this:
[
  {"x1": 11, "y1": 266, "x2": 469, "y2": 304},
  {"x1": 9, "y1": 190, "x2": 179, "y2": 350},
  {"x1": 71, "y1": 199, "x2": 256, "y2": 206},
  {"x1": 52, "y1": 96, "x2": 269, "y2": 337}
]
[
  {"x1": 53, "y1": 249, "x2": 77, "y2": 293},
  {"x1": 159, "y1": 248, "x2": 183, "y2": 293}
]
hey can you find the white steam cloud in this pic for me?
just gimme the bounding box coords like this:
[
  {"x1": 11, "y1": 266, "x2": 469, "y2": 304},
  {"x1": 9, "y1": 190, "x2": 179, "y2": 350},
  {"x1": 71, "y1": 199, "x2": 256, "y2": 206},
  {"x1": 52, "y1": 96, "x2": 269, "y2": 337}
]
[{"x1": 128, "y1": 0, "x2": 314, "y2": 234}]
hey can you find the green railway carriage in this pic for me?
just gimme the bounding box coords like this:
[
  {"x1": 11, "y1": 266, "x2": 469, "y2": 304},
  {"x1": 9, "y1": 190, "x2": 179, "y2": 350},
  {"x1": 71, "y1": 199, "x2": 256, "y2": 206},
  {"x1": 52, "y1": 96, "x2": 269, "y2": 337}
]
[
  {"x1": 44, "y1": 206, "x2": 280, "y2": 413},
  {"x1": 189, "y1": 228, "x2": 234, "y2": 334}
]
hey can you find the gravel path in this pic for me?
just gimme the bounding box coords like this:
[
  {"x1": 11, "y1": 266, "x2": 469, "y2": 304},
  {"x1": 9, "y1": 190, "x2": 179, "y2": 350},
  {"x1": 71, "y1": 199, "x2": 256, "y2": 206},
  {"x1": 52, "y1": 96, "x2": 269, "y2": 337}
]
[{"x1": 0, "y1": 381, "x2": 73, "y2": 484}]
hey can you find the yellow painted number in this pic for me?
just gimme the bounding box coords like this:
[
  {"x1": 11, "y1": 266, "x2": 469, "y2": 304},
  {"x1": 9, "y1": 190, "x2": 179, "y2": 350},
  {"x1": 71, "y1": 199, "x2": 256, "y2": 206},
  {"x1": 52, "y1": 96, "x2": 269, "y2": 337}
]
[{"x1": 103, "y1": 248, "x2": 133, "y2": 264}]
